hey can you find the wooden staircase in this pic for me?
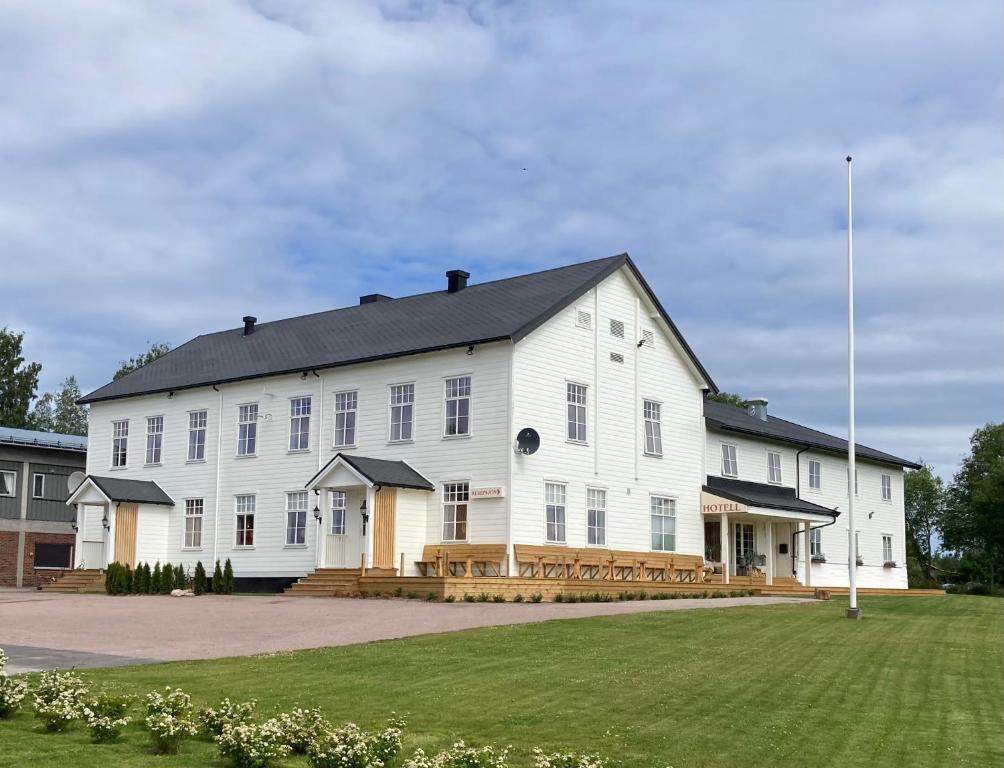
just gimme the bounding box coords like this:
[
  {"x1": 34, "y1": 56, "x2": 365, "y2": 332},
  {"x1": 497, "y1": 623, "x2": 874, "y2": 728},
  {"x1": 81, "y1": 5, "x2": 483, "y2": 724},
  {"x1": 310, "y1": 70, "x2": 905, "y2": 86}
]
[
  {"x1": 41, "y1": 569, "x2": 106, "y2": 593},
  {"x1": 285, "y1": 568, "x2": 365, "y2": 597}
]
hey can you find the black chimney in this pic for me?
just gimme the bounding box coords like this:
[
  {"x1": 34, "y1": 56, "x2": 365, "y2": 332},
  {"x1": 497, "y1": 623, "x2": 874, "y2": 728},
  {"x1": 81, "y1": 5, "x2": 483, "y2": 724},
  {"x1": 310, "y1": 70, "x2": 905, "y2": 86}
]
[
  {"x1": 243, "y1": 316, "x2": 257, "y2": 336},
  {"x1": 446, "y1": 269, "x2": 470, "y2": 293},
  {"x1": 360, "y1": 293, "x2": 392, "y2": 305}
]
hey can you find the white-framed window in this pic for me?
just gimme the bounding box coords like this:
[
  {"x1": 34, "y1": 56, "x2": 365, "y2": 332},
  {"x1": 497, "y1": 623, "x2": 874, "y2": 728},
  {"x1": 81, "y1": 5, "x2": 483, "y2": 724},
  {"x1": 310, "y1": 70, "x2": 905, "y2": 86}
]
[
  {"x1": 444, "y1": 376, "x2": 471, "y2": 437},
  {"x1": 32, "y1": 473, "x2": 45, "y2": 499},
  {"x1": 330, "y1": 491, "x2": 347, "y2": 535},
  {"x1": 609, "y1": 318, "x2": 625, "y2": 338},
  {"x1": 721, "y1": 443, "x2": 738, "y2": 477},
  {"x1": 333, "y1": 391, "x2": 358, "y2": 447},
  {"x1": 235, "y1": 494, "x2": 256, "y2": 547},
  {"x1": 808, "y1": 460, "x2": 822, "y2": 490},
  {"x1": 286, "y1": 491, "x2": 308, "y2": 545},
  {"x1": 289, "y1": 397, "x2": 311, "y2": 451},
  {"x1": 882, "y1": 534, "x2": 893, "y2": 562},
  {"x1": 0, "y1": 470, "x2": 15, "y2": 497},
  {"x1": 389, "y1": 383, "x2": 415, "y2": 442},
  {"x1": 111, "y1": 419, "x2": 129, "y2": 467},
  {"x1": 145, "y1": 416, "x2": 164, "y2": 465},
  {"x1": 566, "y1": 383, "x2": 587, "y2": 443},
  {"x1": 188, "y1": 410, "x2": 207, "y2": 461},
  {"x1": 586, "y1": 487, "x2": 606, "y2": 546},
  {"x1": 881, "y1": 473, "x2": 892, "y2": 501},
  {"x1": 575, "y1": 307, "x2": 592, "y2": 330},
  {"x1": 544, "y1": 482, "x2": 566, "y2": 543},
  {"x1": 237, "y1": 404, "x2": 258, "y2": 456},
  {"x1": 643, "y1": 400, "x2": 663, "y2": 456},
  {"x1": 650, "y1": 496, "x2": 676, "y2": 551},
  {"x1": 810, "y1": 527, "x2": 822, "y2": 557},
  {"x1": 184, "y1": 499, "x2": 203, "y2": 549},
  {"x1": 767, "y1": 451, "x2": 782, "y2": 484},
  {"x1": 442, "y1": 481, "x2": 469, "y2": 541}
]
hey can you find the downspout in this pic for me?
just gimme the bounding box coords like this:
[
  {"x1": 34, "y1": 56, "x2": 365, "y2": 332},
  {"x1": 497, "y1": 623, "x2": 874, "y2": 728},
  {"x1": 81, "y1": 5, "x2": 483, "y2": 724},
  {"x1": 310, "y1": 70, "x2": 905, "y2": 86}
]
[
  {"x1": 505, "y1": 342, "x2": 514, "y2": 575},
  {"x1": 791, "y1": 517, "x2": 838, "y2": 577},
  {"x1": 212, "y1": 384, "x2": 224, "y2": 567},
  {"x1": 633, "y1": 296, "x2": 640, "y2": 482},
  {"x1": 593, "y1": 287, "x2": 599, "y2": 478}
]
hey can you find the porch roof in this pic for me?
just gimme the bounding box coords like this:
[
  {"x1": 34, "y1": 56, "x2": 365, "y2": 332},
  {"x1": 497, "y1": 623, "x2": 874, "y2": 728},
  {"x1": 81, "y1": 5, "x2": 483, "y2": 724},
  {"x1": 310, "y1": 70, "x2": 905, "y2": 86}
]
[
  {"x1": 703, "y1": 476, "x2": 839, "y2": 518},
  {"x1": 66, "y1": 475, "x2": 175, "y2": 507},
  {"x1": 306, "y1": 453, "x2": 435, "y2": 491}
]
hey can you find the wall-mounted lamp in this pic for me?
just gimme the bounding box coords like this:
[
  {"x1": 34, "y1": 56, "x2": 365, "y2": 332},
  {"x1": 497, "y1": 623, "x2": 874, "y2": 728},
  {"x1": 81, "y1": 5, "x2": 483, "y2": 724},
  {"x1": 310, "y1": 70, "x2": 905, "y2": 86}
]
[
  {"x1": 102, "y1": 512, "x2": 110, "y2": 530},
  {"x1": 466, "y1": 345, "x2": 475, "y2": 355},
  {"x1": 70, "y1": 514, "x2": 79, "y2": 533},
  {"x1": 360, "y1": 499, "x2": 369, "y2": 535},
  {"x1": 313, "y1": 505, "x2": 322, "y2": 523}
]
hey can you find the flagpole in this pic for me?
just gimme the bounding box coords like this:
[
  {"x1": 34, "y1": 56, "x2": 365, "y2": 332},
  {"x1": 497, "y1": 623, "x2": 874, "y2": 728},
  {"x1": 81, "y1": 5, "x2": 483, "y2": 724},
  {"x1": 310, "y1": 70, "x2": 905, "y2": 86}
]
[{"x1": 846, "y1": 155, "x2": 860, "y2": 619}]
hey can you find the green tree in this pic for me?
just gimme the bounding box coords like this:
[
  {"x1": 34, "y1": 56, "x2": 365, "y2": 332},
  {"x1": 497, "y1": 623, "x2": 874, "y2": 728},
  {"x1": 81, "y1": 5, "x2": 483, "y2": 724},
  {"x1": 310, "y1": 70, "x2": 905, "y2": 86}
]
[
  {"x1": 223, "y1": 558, "x2": 235, "y2": 595},
  {"x1": 193, "y1": 561, "x2": 207, "y2": 595},
  {"x1": 0, "y1": 328, "x2": 41, "y2": 428},
  {"x1": 29, "y1": 391, "x2": 55, "y2": 431},
  {"x1": 904, "y1": 462, "x2": 943, "y2": 583},
  {"x1": 52, "y1": 376, "x2": 88, "y2": 435},
  {"x1": 707, "y1": 391, "x2": 748, "y2": 408},
  {"x1": 113, "y1": 342, "x2": 171, "y2": 381},
  {"x1": 212, "y1": 560, "x2": 224, "y2": 594},
  {"x1": 941, "y1": 423, "x2": 1004, "y2": 588}
]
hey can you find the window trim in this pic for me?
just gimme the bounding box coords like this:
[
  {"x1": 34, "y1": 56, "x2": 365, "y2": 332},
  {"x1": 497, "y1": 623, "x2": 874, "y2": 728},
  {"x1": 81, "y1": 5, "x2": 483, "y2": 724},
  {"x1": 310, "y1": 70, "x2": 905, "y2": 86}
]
[
  {"x1": 809, "y1": 527, "x2": 824, "y2": 558},
  {"x1": 183, "y1": 498, "x2": 204, "y2": 550},
  {"x1": 388, "y1": 382, "x2": 416, "y2": 444},
  {"x1": 236, "y1": 402, "x2": 259, "y2": 458},
  {"x1": 332, "y1": 389, "x2": 359, "y2": 449},
  {"x1": 882, "y1": 533, "x2": 894, "y2": 563},
  {"x1": 111, "y1": 419, "x2": 129, "y2": 469},
  {"x1": 234, "y1": 494, "x2": 256, "y2": 549},
  {"x1": 565, "y1": 380, "x2": 588, "y2": 445},
  {"x1": 441, "y1": 480, "x2": 471, "y2": 543},
  {"x1": 285, "y1": 490, "x2": 309, "y2": 547},
  {"x1": 187, "y1": 409, "x2": 208, "y2": 463},
  {"x1": 329, "y1": 490, "x2": 348, "y2": 536},
  {"x1": 442, "y1": 374, "x2": 473, "y2": 439},
  {"x1": 0, "y1": 470, "x2": 15, "y2": 498},
  {"x1": 650, "y1": 494, "x2": 677, "y2": 552},
  {"x1": 32, "y1": 472, "x2": 45, "y2": 499},
  {"x1": 145, "y1": 415, "x2": 164, "y2": 466},
  {"x1": 586, "y1": 485, "x2": 607, "y2": 547},
  {"x1": 720, "y1": 442, "x2": 738, "y2": 478},
  {"x1": 881, "y1": 473, "x2": 892, "y2": 502},
  {"x1": 288, "y1": 395, "x2": 312, "y2": 453},
  {"x1": 807, "y1": 459, "x2": 822, "y2": 492},
  {"x1": 766, "y1": 450, "x2": 782, "y2": 485},
  {"x1": 642, "y1": 398, "x2": 663, "y2": 457},
  {"x1": 544, "y1": 480, "x2": 568, "y2": 544}
]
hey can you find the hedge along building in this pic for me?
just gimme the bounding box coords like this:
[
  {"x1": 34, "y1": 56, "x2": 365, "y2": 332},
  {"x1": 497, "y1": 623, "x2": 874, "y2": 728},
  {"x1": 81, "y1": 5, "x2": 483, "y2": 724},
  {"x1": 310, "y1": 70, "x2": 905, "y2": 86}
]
[
  {"x1": 67, "y1": 254, "x2": 917, "y2": 592},
  {"x1": 0, "y1": 427, "x2": 86, "y2": 587}
]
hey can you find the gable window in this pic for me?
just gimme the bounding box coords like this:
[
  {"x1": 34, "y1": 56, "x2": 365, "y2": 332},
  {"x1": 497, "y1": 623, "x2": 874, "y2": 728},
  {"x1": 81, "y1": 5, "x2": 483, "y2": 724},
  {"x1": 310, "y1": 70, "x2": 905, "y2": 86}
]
[
  {"x1": 881, "y1": 473, "x2": 892, "y2": 501},
  {"x1": 650, "y1": 496, "x2": 676, "y2": 552},
  {"x1": 721, "y1": 443, "x2": 738, "y2": 477},
  {"x1": 810, "y1": 528, "x2": 823, "y2": 557},
  {"x1": 767, "y1": 452, "x2": 782, "y2": 484},
  {"x1": 545, "y1": 482, "x2": 566, "y2": 543},
  {"x1": 184, "y1": 499, "x2": 203, "y2": 549},
  {"x1": 566, "y1": 383, "x2": 587, "y2": 443},
  {"x1": 587, "y1": 487, "x2": 606, "y2": 546},
  {"x1": 330, "y1": 491, "x2": 347, "y2": 535},
  {"x1": 643, "y1": 400, "x2": 663, "y2": 456},
  {"x1": 32, "y1": 473, "x2": 45, "y2": 499},
  {"x1": 882, "y1": 534, "x2": 894, "y2": 563},
  {"x1": 808, "y1": 460, "x2": 822, "y2": 490},
  {"x1": 289, "y1": 397, "x2": 311, "y2": 451},
  {"x1": 286, "y1": 491, "x2": 308, "y2": 545},
  {"x1": 389, "y1": 384, "x2": 415, "y2": 442},
  {"x1": 188, "y1": 410, "x2": 207, "y2": 461},
  {"x1": 235, "y1": 494, "x2": 255, "y2": 547},
  {"x1": 442, "y1": 482, "x2": 469, "y2": 541},
  {"x1": 237, "y1": 404, "x2": 258, "y2": 456},
  {"x1": 333, "y1": 391, "x2": 358, "y2": 447},
  {"x1": 0, "y1": 470, "x2": 14, "y2": 497},
  {"x1": 112, "y1": 420, "x2": 129, "y2": 467},
  {"x1": 146, "y1": 416, "x2": 164, "y2": 465},
  {"x1": 444, "y1": 376, "x2": 471, "y2": 437},
  {"x1": 609, "y1": 319, "x2": 625, "y2": 338}
]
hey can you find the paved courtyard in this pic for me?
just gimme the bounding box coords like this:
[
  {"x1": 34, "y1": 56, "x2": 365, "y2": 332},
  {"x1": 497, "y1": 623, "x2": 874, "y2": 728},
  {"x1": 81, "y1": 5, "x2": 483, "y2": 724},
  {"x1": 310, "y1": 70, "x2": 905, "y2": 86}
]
[{"x1": 0, "y1": 591, "x2": 812, "y2": 673}]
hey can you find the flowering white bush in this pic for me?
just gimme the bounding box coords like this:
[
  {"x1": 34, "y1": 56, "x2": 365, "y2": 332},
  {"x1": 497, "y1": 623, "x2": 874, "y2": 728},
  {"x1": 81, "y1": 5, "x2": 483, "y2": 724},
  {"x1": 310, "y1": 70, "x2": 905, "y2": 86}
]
[
  {"x1": 531, "y1": 748, "x2": 607, "y2": 768},
  {"x1": 33, "y1": 670, "x2": 89, "y2": 731},
  {"x1": 144, "y1": 687, "x2": 197, "y2": 753},
  {"x1": 216, "y1": 717, "x2": 292, "y2": 768},
  {"x1": 200, "y1": 697, "x2": 258, "y2": 737},
  {"x1": 404, "y1": 740, "x2": 511, "y2": 768},
  {"x1": 306, "y1": 716, "x2": 406, "y2": 768},
  {"x1": 272, "y1": 707, "x2": 328, "y2": 754},
  {"x1": 0, "y1": 649, "x2": 28, "y2": 718},
  {"x1": 81, "y1": 693, "x2": 132, "y2": 743}
]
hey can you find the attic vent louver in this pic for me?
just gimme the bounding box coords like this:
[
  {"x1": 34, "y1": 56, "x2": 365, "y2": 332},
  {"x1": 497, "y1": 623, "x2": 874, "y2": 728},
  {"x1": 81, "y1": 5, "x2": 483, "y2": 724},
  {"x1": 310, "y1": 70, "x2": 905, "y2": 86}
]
[
  {"x1": 610, "y1": 319, "x2": 625, "y2": 338},
  {"x1": 610, "y1": 352, "x2": 624, "y2": 364},
  {"x1": 575, "y1": 308, "x2": 592, "y2": 330},
  {"x1": 640, "y1": 329, "x2": 655, "y2": 348}
]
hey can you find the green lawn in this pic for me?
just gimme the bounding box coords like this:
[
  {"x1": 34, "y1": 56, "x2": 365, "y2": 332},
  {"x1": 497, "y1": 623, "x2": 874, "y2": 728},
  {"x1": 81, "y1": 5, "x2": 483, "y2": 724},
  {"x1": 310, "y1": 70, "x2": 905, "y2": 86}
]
[{"x1": 1, "y1": 596, "x2": 1001, "y2": 767}]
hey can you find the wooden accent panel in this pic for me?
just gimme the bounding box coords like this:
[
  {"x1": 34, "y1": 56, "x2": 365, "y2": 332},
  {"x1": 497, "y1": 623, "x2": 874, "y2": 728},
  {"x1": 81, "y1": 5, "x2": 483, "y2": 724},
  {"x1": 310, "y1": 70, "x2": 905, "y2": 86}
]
[
  {"x1": 372, "y1": 488, "x2": 396, "y2": 570},
  {"x1": 113, "y1": 504, "x2": 138, "y2": 567}
]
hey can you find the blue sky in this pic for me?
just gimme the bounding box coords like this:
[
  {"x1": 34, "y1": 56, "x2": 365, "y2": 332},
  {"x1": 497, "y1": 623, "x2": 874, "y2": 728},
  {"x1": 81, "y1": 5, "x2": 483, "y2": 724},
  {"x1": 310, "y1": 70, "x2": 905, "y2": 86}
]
[{"x1": 2, "y1": 0, "x2": 1001, "y2": 480}]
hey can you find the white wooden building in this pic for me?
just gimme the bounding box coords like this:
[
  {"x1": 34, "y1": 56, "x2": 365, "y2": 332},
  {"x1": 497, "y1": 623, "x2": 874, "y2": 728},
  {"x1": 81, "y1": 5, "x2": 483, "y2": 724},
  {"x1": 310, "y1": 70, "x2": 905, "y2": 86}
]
[{"x1": 68, "y1": 255, "x2": 916, "y2": 591}]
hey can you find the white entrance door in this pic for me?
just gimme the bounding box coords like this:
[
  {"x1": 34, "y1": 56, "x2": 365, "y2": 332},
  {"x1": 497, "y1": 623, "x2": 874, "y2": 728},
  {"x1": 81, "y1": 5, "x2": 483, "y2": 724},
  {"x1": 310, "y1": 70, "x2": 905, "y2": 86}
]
[
  {"x1": 325, "y1": 490, "x2": 352, "y2": 568},
  {"x1": 734, "y1": 523, "x2": 755, "y2": 575}
]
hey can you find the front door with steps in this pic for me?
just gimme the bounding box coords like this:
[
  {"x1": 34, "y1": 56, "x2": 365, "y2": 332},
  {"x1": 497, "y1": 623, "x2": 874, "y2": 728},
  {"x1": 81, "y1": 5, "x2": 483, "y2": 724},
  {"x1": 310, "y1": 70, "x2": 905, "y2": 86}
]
[{"x1": 323, "y1": 488, "x2": 364, "y2": 568}]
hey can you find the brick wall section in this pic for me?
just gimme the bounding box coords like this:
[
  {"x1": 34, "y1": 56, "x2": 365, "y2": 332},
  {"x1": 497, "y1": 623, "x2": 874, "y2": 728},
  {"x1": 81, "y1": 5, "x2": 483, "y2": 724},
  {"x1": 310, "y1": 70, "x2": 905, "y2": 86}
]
[
  {"x1": 22, "y1": 532, "x2": 76, "y2": 588},
  {"x1": 0, "y1": 531, "x2": 18, "y2": 587}
]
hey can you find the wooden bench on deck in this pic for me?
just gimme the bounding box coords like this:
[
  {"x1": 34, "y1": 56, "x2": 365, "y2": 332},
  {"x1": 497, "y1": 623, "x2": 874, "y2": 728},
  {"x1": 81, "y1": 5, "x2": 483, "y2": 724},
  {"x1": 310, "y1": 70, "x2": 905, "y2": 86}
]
[
  {"x1": 514, "y1": 545, "x2": 706, "y2": 583},
  {"x1": 415, "y1": 544, "x2": 507, "y2": 577}
]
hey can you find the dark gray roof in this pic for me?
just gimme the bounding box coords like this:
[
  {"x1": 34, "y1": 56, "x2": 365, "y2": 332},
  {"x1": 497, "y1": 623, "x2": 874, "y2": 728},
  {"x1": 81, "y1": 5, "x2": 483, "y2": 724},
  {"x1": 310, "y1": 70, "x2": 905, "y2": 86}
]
[
  {"x1": 704, "y1": 400, "x2": 920, "y2": 469},
  {"x1": 307, "y1": 453, "x2": 435, "y2": 491},
  {"x1": 0, "y1": 426, "x2": 87, "y2": 452},
  {"x1": 87, "y1": 476, "x2": 175, "y2": 506},
  {"x1": 81, "y1": 254, "x2": 717, "y2": 404},
  {"x1": 704, "y1": 476, "x2": 839, "y2": 517}
]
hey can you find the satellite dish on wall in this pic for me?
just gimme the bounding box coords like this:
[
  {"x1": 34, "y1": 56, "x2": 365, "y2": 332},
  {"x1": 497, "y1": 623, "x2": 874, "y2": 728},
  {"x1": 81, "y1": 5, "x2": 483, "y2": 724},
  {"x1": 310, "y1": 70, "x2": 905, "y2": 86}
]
[
  {"x1": 514, "y1": 427, "x2": 540, "y2": 456},
  {"x1": 67, "y1": 471, "x2": 86, "y2": 494}
]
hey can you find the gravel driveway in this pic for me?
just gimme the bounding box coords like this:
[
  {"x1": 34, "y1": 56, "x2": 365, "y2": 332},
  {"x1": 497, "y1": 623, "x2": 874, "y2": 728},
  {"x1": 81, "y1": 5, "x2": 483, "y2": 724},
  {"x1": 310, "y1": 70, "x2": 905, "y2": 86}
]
[{"x1": 0, "y1": 591, "x2": 812, "y2": 673}]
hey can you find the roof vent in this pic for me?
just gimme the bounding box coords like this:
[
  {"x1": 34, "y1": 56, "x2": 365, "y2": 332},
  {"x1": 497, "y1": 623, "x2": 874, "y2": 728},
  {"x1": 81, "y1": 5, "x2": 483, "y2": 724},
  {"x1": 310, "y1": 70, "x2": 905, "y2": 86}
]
[
  {"x1": 242, "y1": 316, "x2": 257, "y2": 336},
  {"x1": 360, "y1": 294, "x2": 392, "y2": 305},
  {"x1": 748, "y1": 397, "x2": 768, "y2": 421},
  {"x1": 446, "y1": 269, "x2": 470, "y2": 293}
]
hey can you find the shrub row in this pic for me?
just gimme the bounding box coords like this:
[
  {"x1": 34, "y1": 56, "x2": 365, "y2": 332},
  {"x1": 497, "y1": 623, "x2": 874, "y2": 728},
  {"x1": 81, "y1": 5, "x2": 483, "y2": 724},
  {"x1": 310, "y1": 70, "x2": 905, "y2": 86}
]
[{"x1": 104, "y1": 558, "x2": 236, "y2": 595}]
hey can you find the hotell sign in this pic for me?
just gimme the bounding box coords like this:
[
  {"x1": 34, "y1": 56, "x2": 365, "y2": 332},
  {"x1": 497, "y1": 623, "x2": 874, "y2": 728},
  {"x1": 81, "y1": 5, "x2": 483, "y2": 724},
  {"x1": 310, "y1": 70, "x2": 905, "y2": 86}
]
[{"x1": 700, "y1": 492, "x2": 748, "y2": 515}]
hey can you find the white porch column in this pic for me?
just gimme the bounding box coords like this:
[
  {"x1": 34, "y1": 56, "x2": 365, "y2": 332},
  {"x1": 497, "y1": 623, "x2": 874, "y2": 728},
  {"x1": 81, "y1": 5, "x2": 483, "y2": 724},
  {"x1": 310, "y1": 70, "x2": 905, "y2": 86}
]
[
  {"x1": 314, "y1": 490, "x2": 326, "y2": 569},
  {"x1": 104, "y1": 503, "x2": 116, "y2": 569},
  {"x1": 803, "y1": 522, "x2": 812, "y2": 587},
  {"x1": 364, "y1": 486, "x2": 376, "y2": 570},
  {"x1": 721, "y1": 513, "x2": 730, "y2": 585},
  {"x1": 765, "y1": 523, "x2": 774, "y2": 586}
]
